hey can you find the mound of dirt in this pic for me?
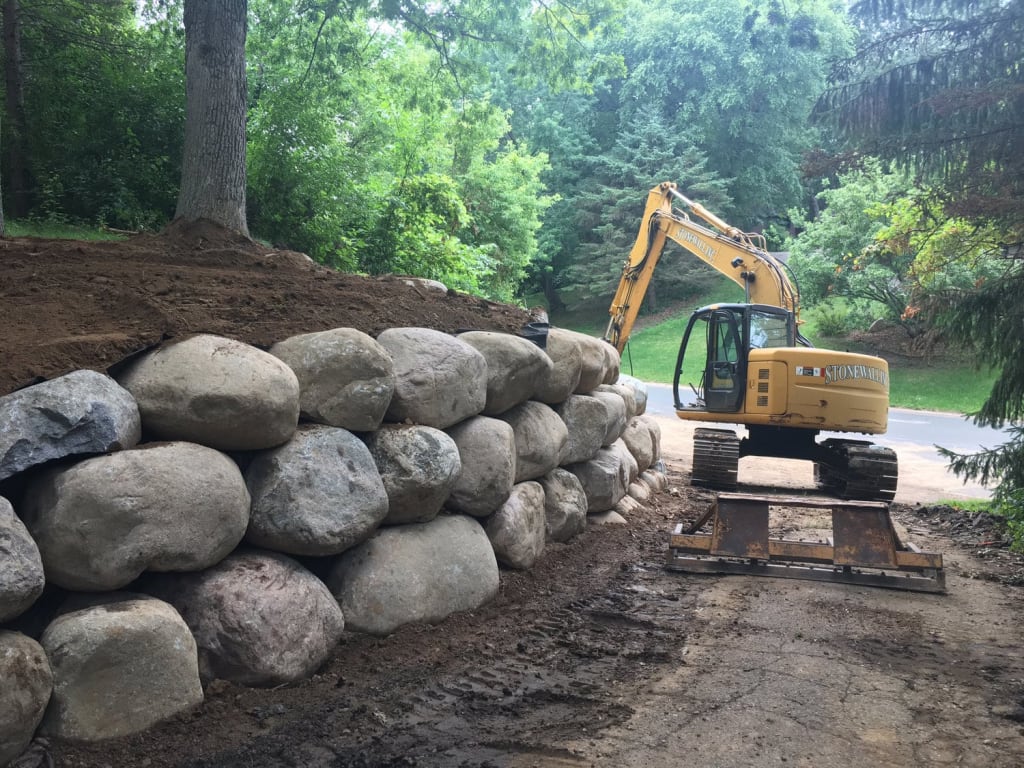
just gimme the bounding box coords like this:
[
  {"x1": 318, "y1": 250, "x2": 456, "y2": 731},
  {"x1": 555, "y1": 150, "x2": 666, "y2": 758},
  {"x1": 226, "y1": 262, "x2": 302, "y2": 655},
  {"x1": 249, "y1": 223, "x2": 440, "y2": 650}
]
[{"x1": 0, "y1": 223, "x2": 534, "y2": 397}]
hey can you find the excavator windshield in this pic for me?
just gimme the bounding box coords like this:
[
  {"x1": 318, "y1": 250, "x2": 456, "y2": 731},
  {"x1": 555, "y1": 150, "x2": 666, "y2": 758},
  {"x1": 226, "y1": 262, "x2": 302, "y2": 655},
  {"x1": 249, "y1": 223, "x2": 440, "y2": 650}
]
[
  {"x1": 673, "y1": 303, "x2": 795, "y2": 411},
  {"x1": 748, "y1": 309, "x2": 792, "y2": 349}
]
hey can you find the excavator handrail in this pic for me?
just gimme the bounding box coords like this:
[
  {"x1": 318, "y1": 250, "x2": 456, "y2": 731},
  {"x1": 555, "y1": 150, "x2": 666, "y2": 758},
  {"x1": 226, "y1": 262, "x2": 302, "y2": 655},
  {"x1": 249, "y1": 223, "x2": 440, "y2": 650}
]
[{"x1": 604, "y1": 181, "x2": 801, "y2": 352}]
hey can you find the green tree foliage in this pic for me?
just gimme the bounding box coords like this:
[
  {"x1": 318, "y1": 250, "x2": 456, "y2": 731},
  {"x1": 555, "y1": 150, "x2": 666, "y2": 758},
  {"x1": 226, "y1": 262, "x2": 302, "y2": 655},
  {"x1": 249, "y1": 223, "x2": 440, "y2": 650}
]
[
  {"x1": 380, "y1": 0, "x2": 624, "y2": 91},
  {"x1": 614, "y1": 0, "x2": 852, "y2": 223},
  {"x1": 562, "y1": 110, "x2": 733, "y2": 311},
  {"x1": 499, "y1": 0, "x2": 852, "y2": 313},
  {"x1": 0, "y1": 0, "x2": 578, "y2": 297},
  {"x1": 936, "y1": 256, "x2": 1024, "y2": 548},
  {"x1": 496, "y1": 83, "x2": 605, "y2": 311},
  {"x1": 458, "y1": 141, "x2": 554, "y2": 302},
  {"x1": 8, "y1": 0, "x2": 183, "y2": 228},
  {"x1": 820, "y1": 0, "x2": 1024, "y2": 231},
  {"x1": 787, "y1": 160, "x2": 917, "y2": 327},
  {"x1": 245, "y1": 1, "x2": 554, "y2": 299},
  {"x1": 820, "y1": 0, "x2": 1024, "y2": 541},
  {"x1": 788, "y1": 159, "x2": 1004, "y2": 334}
]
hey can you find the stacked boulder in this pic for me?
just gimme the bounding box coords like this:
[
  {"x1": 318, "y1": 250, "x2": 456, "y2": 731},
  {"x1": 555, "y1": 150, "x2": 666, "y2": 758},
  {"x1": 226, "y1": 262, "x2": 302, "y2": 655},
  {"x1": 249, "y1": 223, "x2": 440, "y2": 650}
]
[{"x1": 0, "y1": 324, "x2": 664, "y2": 762}]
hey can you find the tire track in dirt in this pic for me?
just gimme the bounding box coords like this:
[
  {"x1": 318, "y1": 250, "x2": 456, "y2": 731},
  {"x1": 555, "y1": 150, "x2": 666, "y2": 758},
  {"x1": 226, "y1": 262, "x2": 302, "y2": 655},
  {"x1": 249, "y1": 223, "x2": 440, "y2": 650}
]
[{"x1": 180, "y1": 559, "x2": 700, "y2": 768}]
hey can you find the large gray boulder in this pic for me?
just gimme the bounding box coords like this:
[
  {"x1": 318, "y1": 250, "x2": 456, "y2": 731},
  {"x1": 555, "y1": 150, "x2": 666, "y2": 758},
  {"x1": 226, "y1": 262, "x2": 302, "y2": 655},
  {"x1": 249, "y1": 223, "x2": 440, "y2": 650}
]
[
  {"x1": 554, "y1": 395, "x2": 607, "y2": 465},
  {"x1": 596, "y1": 383, "x2": 637, "y2": 420},
  {"x1": 269, "y1": 328, "x2": 394, "y2": 431},
  {"x1": 640, "y1": 467, "x2": 668, "y2": 493},
  {"x1": 620, "y1": 416, "x2": 655, "y2": 474},
  {"x1": 457, "y1": 331, "x2": 553, "y2": 415},
  {"x1": 39, "y1": 594, "x2": 203, "y2": 742},
  {"x1": 566, "y1": 331, "x2": 611, "y2": 394},
  {"x1": 601, "y1": 343, "x2": 622, "y2": 384},
  {"x1": 642, "y1": 414, "x2": 662, "y2": 462},
  {"x1": 399, "y1": 276, "x2": 449, "y2": 294},
  {"x1": 497, "y1": 401, "x2": 569, "y2": 483},
  {"x1": 532, "y1": 328, "x2": 583, "y2": 405},
  {"x1": 21, "y1": 442, "x2": 250, "y2": 591},
  {"x1": 564, "y1": 442, "x2": 634, "y2": 513},
  {"x1": 485, "y1": 481, "x2": 547, "y2": 569},
  {"x1": 145, "y1": 550, "x2": 345, "y2": 687},
  {"x1": 444, "y1": 416, "x2": 516, "y2": 517},
  {"x1": 245, "y1": 425, "x2": 388, "y2": 556},
  {"x1": 0, "y1": 496, "x2": 45, "y2": 622},
  {"x1": 0, "y1": 631, "x2": 51, "y2": 766},
  {"x1": 538, "y1": 469, "x2": 588, "y2": 543},
  {"x1": 610, "y1": 437, "x2": 640, "y2": 486},
  {"x1": 0, "y1": 370, "x2": 140, "y2": 483},
  {"x1": 115, "y1": 334, "x2": 300, "y2": 451},
  {"x1": 328, "y1": 515, "x2": 499, "y2": 636},
  {"x1": 616, "y1": 374, "x2": 649, "y2": 416},
  {"x1": 364, "y1": 425, "x2": 461, "y2": 525},
  {"x1": 590, "y1": 389, "x2": 628, "y2": 446},
  {"x1": 377, "y1": 328, "x2": 487, "y2": 429},
  {"x1": 627, "y1": 478, "x2": 652, "y2": 503}
]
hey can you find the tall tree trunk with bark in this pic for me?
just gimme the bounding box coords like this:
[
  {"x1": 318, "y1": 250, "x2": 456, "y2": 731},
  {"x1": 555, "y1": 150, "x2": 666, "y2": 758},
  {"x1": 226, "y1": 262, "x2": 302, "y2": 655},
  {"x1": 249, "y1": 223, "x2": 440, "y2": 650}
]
[
  {"x1": 4, "y1": 0, "x2": 29, "y2": 218},
  {"x1": 0, "y1": 118, "x2": 5, "y2": 237},
  {"x1": 175, "y1": 0, "x2": 249, "y2": 235}
]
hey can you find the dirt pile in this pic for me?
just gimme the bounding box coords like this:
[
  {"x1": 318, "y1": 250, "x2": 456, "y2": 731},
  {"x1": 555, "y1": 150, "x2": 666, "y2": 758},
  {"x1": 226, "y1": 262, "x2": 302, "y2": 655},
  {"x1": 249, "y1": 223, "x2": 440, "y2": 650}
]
[{"x1": 0, "y1": 223, "x2": 533, "y2": 397}]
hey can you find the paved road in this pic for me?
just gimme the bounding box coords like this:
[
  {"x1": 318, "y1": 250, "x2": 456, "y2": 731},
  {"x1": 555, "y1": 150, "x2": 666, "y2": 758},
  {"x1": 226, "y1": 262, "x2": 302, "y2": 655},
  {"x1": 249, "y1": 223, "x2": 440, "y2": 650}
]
[
  {"x1": 642, "y1": 382, "x2": 1010, "y2": 501},
  {"x1": 643, "y1": 382, "x2": 1009, "y2": 455}
]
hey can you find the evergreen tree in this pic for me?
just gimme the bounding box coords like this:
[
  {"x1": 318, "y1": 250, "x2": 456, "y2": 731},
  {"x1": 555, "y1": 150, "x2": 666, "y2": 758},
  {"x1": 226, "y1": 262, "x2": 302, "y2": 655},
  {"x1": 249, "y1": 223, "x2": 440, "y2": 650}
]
[
  {"x1": 562, "y1": 109, "x2": 733, "y2": 311},
  {"x1": 821, "y1": 0, "x2": 1024, "y2": 544}
]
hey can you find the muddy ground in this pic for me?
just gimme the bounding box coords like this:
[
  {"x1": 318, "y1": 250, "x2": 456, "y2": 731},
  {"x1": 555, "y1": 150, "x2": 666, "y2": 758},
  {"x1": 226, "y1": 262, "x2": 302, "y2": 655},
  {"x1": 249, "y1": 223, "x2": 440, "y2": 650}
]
[{"x1": 2, "y1": 229, "x2": 1023, "y2": 768}]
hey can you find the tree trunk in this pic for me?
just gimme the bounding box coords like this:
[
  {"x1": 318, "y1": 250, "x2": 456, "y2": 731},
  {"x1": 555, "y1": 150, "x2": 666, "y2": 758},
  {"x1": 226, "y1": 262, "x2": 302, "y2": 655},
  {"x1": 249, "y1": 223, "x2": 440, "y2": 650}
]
[
  {"x1": 0, "y1": 116, "x2": 5, "y2": 237},
  {"x1": 540, "y1": 273, "x2": 565, "y2": 315},
  {"x1": 175, "y1": 0, "x2": 249, "y2": 236},
  {"x1": 3, "y1": 0, "x2": 30, "y2": 218}
]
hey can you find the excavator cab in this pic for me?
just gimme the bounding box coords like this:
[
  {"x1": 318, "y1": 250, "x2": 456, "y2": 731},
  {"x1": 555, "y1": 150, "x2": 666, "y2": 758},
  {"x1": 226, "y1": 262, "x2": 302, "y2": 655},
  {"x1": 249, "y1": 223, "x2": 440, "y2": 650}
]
[{"x1": 673, "y1": 303, "x2": 796, "y2": 413}]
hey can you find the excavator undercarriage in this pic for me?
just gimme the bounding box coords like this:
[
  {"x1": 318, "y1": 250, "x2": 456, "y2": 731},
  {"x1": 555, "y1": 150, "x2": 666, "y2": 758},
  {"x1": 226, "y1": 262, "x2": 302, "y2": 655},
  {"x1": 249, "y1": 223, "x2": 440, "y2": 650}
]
[
  {"x1": 683, "y1": 430, "x2": 933, "y2": 591},
  {"x1": 667, "y1": 492, "x2": 945, "y2": 593},
  {"x1": 691, "y1": 427, "x2": 899, "y2": 502}
]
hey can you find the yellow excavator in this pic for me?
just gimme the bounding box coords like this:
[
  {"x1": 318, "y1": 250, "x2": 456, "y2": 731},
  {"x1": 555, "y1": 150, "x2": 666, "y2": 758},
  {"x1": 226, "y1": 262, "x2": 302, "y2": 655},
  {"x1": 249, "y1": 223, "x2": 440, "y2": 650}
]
[{"x1": 605, "y1": 182, "x2": 944, "y2": 592}]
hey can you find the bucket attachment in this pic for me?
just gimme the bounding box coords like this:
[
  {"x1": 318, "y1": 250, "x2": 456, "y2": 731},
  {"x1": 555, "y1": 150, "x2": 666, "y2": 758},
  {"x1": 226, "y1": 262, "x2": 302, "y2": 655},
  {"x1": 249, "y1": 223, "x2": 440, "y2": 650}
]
[{"x1": 667, "y1": 493, "x2": 945, "y2": 593}]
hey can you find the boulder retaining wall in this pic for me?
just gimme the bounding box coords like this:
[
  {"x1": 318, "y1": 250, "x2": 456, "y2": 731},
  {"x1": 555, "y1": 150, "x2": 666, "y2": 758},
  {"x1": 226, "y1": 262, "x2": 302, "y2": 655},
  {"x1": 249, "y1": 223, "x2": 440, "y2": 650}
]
[{"x1": 0, "y1": 324, "x2": 662, "y2": 761}]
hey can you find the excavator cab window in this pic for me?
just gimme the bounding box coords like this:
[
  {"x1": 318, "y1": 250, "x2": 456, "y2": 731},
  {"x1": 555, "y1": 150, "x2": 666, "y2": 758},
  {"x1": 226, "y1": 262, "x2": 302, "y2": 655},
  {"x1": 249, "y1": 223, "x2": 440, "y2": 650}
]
[
  {"x1": 748, "y1": 309, "x2": 793, "y2": 349},
  {"x1": 704, "y1": 309, "x2": 745, "y2": 411},
  {"x1": 673, "y1": 306, "x2": 746, "y2": 411}
]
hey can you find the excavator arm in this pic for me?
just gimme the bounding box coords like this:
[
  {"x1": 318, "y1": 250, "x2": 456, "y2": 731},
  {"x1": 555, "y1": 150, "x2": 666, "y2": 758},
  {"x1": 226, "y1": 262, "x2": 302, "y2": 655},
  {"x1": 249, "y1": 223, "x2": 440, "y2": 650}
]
[{"x1": 604, "y1": 181, "x2": 799, "y2": 352}]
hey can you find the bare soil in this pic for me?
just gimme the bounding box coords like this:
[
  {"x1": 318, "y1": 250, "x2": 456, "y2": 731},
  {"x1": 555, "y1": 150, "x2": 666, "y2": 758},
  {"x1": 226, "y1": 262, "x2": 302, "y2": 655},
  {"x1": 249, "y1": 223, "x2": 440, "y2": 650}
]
[
  {"x1": 0, "y1": 222, "x2": 532, "y2": 398},
  {"x1": 2, "y1": 229, "x2": 1022, "y2": 768}
]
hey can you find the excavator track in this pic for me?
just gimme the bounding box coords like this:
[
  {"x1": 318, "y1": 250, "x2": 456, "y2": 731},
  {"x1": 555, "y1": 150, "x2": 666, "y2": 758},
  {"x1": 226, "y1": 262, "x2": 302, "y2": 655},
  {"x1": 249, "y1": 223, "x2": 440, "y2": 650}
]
[
  {"x1": 815, "y1": 439, "x2": 898, "y2": 502},
  {"x1": 691, "y1": 428, "x2": 739, "y2": 491}
]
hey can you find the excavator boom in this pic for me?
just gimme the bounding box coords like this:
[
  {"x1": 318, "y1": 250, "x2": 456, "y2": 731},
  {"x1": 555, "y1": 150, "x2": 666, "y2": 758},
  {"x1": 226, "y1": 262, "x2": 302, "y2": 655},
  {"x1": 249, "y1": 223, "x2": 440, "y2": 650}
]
[{"x1": 606, "y1": 182, "x2": 798, "y2": 353}]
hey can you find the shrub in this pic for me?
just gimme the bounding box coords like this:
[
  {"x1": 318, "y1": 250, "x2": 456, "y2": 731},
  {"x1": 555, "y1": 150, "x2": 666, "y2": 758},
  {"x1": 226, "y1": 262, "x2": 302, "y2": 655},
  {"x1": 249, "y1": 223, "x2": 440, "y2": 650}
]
[{"x1": 807, "y1": 301, "x2": 850, "y2": 337}]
